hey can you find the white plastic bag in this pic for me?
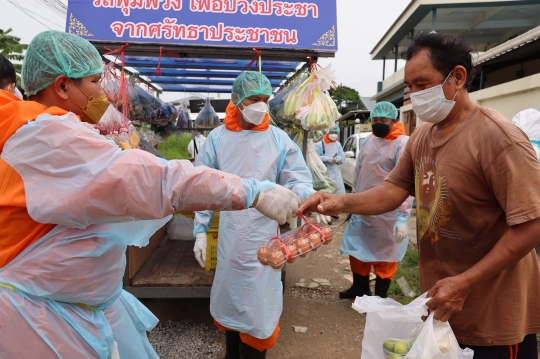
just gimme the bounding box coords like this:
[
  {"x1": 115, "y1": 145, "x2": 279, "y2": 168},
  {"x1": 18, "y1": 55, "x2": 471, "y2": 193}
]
[
  {"x1": 167, "y1": 214, "x2": 195, "y2": 241},
  {"x1": 405, "y1": 313, "x2": 473, "y2": 359},
  {"x1": 306, "y1": 140, "x2": 329, "y2": 190},
  {"x1": 195, "y1": 98, "x2": 220, "y2": 127},
  {"x1": 352, "y1": 293, "x2": 473, "y2": 359}
]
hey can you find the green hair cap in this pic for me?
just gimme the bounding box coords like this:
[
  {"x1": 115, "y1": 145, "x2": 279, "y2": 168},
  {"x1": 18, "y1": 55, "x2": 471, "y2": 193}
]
[
  {"x1": 231, "y1": 71, "x2": 273, "y2": 106},
  {"x1": 371, "y1": 101, "x2": 398, "y2": 120},
  {"x1": 329, "y1": 126, "x2": 340, "y2": 133},
  {"x1": 22, "y1": 30, "x2": 103, "y2": 96}
]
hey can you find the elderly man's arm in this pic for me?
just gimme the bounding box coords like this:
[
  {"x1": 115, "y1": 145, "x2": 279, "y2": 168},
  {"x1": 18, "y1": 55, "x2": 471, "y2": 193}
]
[
  {"x1": 427, "y1": 216, "x2": 540, "y2": 322},
  {"x1": 299, "y1": 181, "x2": 410, "y2": 216}
]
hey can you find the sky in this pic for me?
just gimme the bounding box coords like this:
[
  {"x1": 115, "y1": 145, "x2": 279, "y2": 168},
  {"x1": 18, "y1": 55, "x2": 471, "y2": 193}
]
[{"x1": 0, "y1": 0, "x2": 410, "y2": 102}]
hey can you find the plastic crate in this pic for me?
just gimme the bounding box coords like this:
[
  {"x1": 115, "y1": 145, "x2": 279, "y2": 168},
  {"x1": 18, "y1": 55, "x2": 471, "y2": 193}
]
[
  {"x1": 205, "y1": 228, "x2": 219, "y2": 271},
  {"x1": 175, "y1": 211, "x2": 219, "y2": 271},
  {"x1": 176, "y1": 211, "x2": 220, "y2": 228}
]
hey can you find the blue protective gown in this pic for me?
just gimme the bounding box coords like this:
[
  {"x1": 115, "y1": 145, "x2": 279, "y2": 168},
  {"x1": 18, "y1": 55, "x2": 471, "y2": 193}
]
[
  {"x1": 1, "y1": 112, "x2": 271, "y2": 358},
  {"x1": 193, "y1": 125, "x2": 313, "y2": 339},
  {"x1": 315, "y1": 140, "x2": 346, "y2": 194},
  {"x1": 340, "y1": 135, "x2": 413, "y2": 263}
]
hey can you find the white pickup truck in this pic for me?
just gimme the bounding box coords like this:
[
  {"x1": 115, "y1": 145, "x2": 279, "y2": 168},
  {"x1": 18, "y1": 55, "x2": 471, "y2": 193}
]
[{"x1": 338, "y1": 132, "x2": 372, "y2": 187}]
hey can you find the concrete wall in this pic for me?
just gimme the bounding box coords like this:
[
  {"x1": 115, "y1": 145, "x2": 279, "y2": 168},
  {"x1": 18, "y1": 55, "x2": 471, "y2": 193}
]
[
  {"x1": 483, "y1": 59, "x2": 540, "y2": 89},
  {"x1": 355, "y1": 124, "x2": 372, "y2": 133},
  {"x1": 382, "y1": 66, "x2": 405, "y2": 90},
  {"x1": 470, "y1": 72, "x2": 540, "y2": 120}
]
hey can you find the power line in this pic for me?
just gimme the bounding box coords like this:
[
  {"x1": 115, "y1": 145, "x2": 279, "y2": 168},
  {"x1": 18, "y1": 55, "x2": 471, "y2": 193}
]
[{"x1": 6, "y1": 0, "x2": 59, "y2": 30}]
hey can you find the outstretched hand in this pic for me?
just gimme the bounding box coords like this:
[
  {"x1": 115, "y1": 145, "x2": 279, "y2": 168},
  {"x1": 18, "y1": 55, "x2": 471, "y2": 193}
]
[
  {"x1": 298, "y1": 192, "x2": 345, "y2": 217},
  {"x1": 426, "y1": 275, "x2": 473, "y2": 322}
]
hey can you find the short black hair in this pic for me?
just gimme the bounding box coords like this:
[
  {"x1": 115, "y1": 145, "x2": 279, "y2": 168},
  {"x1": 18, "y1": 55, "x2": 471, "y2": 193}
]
[
  {"x1": 0, "y1": 54, "x2": 17, "y2": 89},
  {"x1": 402, "y1": 32, "x2": 476, "y2": 90}
]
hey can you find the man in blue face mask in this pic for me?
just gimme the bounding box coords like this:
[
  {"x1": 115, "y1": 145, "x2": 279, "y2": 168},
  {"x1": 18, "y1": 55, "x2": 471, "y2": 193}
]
[{"x1": 300, "y1": 32, "x2": 540, "y2": 359}]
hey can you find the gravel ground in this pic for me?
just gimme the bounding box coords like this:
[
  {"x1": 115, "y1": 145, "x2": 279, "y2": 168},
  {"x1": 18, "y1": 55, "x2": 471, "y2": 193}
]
[{"x1": 147, "y1": 320, "x2": 223, "y2": 359}]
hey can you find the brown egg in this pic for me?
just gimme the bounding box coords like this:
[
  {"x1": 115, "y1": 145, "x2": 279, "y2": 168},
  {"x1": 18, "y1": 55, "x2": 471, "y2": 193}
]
[
  {"x1": 282, "y1": 235, "x2": 296, "y2": 245},
  {"x1": 269, "y1": 250, "x2": 285, "y2": 269},
  {"x1": 294, "y1": 237, "x2": 311, "y2": 257},
  {"x1": 306, "y1": 225, "x2": 319, "y2": 234},
  {"x1": 308, "y1": 233, "x2": 322, "y2": 251},
  {"x1": 320, "y1": 226, "x2": 333, "y2": 244},
  {"x1": 257, "y1": 246, "x2": 271, "y2": 266},
  {"x1": 294, "y1": 229, "x2": 308, "y2": 239},
  {"x1": 285, "y1": 244, "x2": 298, "y2": 264}
]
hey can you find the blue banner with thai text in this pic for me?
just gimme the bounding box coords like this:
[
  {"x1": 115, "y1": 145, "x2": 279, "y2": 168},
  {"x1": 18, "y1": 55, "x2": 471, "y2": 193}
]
[{"x1": 66, "y1": 0, "x2": 338, "y2": 52}]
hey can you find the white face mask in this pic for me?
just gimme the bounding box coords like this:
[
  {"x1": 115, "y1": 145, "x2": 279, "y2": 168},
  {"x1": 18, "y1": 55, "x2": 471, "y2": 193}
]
[
  {"x1": 239, "y1": 101, "x2": 268, "y2": 125},
  {"x1": 328, "y1": 134, "x2": 338, "y2": 141},
  {"x1": 410, "y1": 71, "x2": 458, "y2": 124}
]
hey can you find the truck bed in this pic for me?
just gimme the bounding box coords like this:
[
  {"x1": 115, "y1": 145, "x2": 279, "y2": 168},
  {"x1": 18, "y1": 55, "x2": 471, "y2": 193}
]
[{"x1": 123, "y1": 226, "x2": 214, "y2": 298}]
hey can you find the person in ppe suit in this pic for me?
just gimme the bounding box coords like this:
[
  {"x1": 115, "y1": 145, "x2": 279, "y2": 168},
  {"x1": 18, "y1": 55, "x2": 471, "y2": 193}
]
[
  {"x1": 339, "y1": 102, "x2": 413, "y2": 299},
  {"x1": 315, "y1": 126, "x2": 346, "y2": 195},
  {"x1": 0, "y1": 31, "x2": 301, "y2": 359},
  {"x1": 187, "y1": 128, "x2": 207, "y2": 160},
  {"x1": 192, "y1": 71, "x2": 315, "y2": 359},
  {"x1": 512, "y1": 108, "x2": 540, "y2": 161}
]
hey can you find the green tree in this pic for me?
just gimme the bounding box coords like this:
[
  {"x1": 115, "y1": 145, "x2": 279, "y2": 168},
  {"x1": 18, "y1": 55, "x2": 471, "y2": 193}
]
[
  {"x1": 0, "y1": 28, "x2": 28, "y2": 87},
  {"x1": 328, "y1": 85, "x2": 364, "y2": 114}
]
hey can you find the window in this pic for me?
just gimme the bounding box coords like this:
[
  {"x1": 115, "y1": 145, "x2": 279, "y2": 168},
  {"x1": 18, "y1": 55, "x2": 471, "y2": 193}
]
[{"x1": 343, "y1": 137, "x2": 355, "y2": 152}]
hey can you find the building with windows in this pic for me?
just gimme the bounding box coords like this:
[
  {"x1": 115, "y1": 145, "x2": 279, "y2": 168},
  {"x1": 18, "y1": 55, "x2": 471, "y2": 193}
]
[{"x1": 370, "y1": 0, "x2": 540, "y2": 134}]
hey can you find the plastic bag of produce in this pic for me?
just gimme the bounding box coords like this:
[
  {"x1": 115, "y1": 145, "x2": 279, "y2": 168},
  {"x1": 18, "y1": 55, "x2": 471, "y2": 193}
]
[
  {"x1": 167, "y1": 214, "x2": 195, "y2": 241},
  {"x1": 127, "y1": 78, "x2": 144, "y2": 122},
  {"x1": 176, "y1": 102, "x2": 190, "y2": 129},
  {"x1": 195, "y1": 98, "x2": 220, "y2": 127},
  {"x1": 149, "y1": 98, "x2": 171, "y2": 127},
  {"x1": 306, "y1": 140, "x2": 329, "y2": 190},
  {"x1": 284, "y1": 74, "x2": 314, "y2": 123},
  {"x1": 352, "y1": 293, "x2": 473, "y2": 359},
  {"x1": 132, "y1": 86, "x2": 159, "y2": 123},
  {"x1": 97, "y1": 104, "x2": 140, "y2": 150}
]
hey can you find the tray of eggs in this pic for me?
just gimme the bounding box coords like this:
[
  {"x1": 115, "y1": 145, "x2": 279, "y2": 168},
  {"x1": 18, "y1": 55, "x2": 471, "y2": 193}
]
[{"x1": 257, "y1": 223, "x2": 334, "y2": 270}]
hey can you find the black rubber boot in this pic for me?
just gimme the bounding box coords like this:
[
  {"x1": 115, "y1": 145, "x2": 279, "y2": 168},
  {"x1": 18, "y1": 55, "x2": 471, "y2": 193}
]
[
  {"x1": 239, "y1": 341, "x2": 267, "y2": 359},
  {"x1": 339, "y1": 273, "x2": 372, "y2": 299},
  {"x1": 223, "y1": 331, "x2": 240, "y2": 359},
  {"x1": 375, "y1": 276, "x2": 392, "y2": 298}
]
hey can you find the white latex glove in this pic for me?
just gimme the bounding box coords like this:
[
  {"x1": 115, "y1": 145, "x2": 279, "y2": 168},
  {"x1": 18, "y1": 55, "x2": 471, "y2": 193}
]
[
  {"x1": 327, "y1": 157, "x2": 337, "y2": 164},
  {"x1": 393, "y1": 223, "x2": 408, "y2": 244},
  {"x1": 194, "y1": 233, "x2": 207, "y2": 268},
  {"x1": 255, "y1": 185, "x2": 300, "y2": 225},
  {"x1": 307, "y1": 191, "x2": 332, "y2": 225},
  {"x1": 315, "y1": 213, "x2": 332, "y2": 225}
]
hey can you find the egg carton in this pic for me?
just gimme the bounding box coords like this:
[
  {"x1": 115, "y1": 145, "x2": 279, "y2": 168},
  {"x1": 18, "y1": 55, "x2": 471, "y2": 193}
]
[{"x1": 257, "y1": 223, "x2": 334, "y2": 271}]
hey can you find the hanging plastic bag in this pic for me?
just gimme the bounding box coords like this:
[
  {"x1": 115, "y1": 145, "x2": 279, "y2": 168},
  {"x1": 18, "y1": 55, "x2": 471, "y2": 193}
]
[
  {"x1": 127, "y1": 78, "x2": 144, "y2": 122},
  {"x1": 176, "y1": 102, "x2": 190, "y2": 129},
  {"x1": 195, "y1": 98, "x2": 220, "y2": 127},
  {"x1": 306, "y1": 140, "x2": 329, "y2": 190},
  {"x1": 321, "y1": 175, "x2": 337, "y2": 194},
  {"x1": 352, "y1": 293, "x2": 474, "y2": 359},
  {"x1": 97, "y1": 105, "x2": 140, "y2": 150},
  {"x1": 167, "y1": 214, "x2": 195, "y2": 241},
  {"x1": 149, "y1": 98, "x2": 170, "y2": 127}
]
